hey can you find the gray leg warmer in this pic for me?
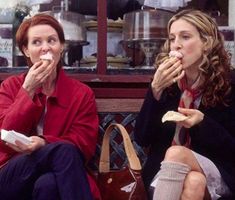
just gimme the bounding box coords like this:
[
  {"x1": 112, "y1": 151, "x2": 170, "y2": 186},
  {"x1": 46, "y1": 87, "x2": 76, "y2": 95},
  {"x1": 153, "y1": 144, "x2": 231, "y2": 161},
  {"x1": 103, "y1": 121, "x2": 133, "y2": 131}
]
[{"x1": 152, "y1": 161, "x2": 191, "y2": 200}]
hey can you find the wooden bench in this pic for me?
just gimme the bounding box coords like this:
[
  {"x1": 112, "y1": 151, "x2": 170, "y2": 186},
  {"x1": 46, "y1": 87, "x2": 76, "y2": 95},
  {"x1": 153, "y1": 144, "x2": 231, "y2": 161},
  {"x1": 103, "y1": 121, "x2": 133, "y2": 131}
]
[{"x1": 88, "y1": 98, "x2": 147, "y2": 170}]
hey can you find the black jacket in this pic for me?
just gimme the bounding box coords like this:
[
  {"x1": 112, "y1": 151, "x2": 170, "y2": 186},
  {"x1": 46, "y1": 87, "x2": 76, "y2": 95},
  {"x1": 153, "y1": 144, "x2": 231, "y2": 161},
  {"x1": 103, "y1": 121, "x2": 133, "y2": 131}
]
[{"x1": 134, "y1": 73, "x2": 235, "y2": 199}]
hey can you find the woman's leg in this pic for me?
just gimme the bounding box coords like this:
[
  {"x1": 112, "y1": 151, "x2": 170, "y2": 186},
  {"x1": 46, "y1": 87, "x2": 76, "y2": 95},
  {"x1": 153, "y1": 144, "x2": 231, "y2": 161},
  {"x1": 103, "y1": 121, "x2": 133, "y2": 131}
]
[
  {"x1": 30, "y1": 142, "x2": 94, "y2": 200},
  {"x1": 153, "y1": 146, "x2": 208, "y2": 200},
  {"x1": 0, "y1": 142, "x2": 93, "y2": 200},
  {"x1": 181, "y1": 171, "x2": 209, "y2": 200},
  {"x1": 0, "y1": 153, "x2": 41, "y2": 200},
  {"x1": 33, "y1": 173, "x2": 60, "y2": 200},
  {"x1": 152, "y1": 160, "x2": 191, "y2": 200}
]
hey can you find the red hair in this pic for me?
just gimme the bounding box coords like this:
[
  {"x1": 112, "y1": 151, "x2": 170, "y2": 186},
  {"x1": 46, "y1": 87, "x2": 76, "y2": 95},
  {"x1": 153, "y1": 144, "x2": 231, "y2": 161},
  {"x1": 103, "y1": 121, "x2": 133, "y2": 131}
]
[{"x1": 16, "y1": 14, "x2": 65, "y2": 66}]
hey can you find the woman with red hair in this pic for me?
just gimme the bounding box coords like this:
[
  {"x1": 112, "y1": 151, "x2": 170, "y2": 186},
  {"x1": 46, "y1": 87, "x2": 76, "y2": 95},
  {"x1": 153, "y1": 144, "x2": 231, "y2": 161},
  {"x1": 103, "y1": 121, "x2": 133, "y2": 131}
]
[{"x1": 0, "y1": 14, "x2": 100, "y2": 200}]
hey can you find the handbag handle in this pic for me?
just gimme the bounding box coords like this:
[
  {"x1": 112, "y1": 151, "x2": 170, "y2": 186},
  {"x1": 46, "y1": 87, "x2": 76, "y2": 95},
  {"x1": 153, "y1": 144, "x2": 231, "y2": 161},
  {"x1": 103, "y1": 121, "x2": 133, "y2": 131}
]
[{"x1": 99, "y1": 123, "x2": 142, "y2": 173}]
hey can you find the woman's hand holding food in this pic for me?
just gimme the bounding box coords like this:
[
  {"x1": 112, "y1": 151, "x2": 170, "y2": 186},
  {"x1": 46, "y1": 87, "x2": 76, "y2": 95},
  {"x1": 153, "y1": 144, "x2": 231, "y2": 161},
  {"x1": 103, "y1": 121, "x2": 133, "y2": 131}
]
[
  {"x1": 151, "y1": 57, "x2": 185, "y2": 100},
  {"x1": 22, "y1": 59, "x2": 55, "y2": 98},
  {"x1": 177, "y1": 107, "x2": 204, "y2": 128},
  {"x1": 6, "y1": 136, "x2": 46, "y2": 154}
]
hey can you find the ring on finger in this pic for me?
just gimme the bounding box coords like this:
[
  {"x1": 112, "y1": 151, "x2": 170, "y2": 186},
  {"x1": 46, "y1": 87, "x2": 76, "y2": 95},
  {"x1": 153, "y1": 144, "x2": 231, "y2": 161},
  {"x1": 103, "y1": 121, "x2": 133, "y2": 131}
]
[{"x1": 173, "y1": 78, "x2": 176, "y2": 83}]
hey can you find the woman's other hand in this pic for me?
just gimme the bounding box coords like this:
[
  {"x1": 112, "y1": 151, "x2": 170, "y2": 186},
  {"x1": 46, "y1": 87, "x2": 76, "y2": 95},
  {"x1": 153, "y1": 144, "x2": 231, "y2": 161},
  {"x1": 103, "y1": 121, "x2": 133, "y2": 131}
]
[
  {"x1": 151, "y1": 57, "x2": 185, "y2": 100},
  {"x1": 6, "y1": 136, "x2": 46, "y2": 154},
  {"x1": 177, "y1": 107, "x2": 204, "y2": 128}
]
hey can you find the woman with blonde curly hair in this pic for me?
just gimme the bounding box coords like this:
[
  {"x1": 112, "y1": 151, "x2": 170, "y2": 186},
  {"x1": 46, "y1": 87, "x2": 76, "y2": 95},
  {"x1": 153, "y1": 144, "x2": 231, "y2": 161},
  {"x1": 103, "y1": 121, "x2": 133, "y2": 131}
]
[{"x1": 134, "y1": 9, "x2": 235, "y2": 200}]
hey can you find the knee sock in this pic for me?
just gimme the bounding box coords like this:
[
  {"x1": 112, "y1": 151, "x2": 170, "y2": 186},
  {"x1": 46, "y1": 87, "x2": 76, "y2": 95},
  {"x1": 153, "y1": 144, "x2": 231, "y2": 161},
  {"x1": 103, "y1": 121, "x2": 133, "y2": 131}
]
[{"x1": 152, "y1": 161, "x2": 191, "y2": 200}]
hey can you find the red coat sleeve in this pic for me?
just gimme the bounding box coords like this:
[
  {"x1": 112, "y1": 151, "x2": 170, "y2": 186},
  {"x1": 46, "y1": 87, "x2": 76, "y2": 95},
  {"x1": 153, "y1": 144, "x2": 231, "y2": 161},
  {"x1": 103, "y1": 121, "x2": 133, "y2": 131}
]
[{"x1": 0, "y1": 76, "x2": 44, "y2": 134}]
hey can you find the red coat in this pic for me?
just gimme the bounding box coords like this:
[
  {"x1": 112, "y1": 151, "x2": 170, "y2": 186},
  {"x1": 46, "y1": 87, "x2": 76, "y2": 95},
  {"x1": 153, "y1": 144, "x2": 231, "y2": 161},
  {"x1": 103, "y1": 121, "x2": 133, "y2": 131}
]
[{"x1": 0, "y1": 69, "x2": 100, "y2": 199}]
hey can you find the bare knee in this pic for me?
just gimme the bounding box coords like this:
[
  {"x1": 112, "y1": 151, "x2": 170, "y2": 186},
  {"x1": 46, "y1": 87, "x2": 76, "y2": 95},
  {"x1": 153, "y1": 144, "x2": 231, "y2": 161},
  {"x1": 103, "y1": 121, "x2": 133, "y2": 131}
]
[
  {"x1": 164, "y1": 146, "x2": 189, "y2": 163},
  {"x1": 181, "y1": 171, "x2": 207, "y2": 200}
]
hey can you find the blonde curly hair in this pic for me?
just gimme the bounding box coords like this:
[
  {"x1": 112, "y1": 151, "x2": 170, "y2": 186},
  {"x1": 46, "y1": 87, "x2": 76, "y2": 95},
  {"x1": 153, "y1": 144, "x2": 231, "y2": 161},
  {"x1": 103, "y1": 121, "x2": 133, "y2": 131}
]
[{"x1": 155, "y1": 9, "x2": 232, "y2": 107}]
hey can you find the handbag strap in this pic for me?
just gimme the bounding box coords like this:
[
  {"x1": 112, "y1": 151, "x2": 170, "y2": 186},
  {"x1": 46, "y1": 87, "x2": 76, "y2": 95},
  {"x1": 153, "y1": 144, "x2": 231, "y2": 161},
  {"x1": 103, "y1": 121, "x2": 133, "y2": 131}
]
[{"x1": 99, "y1": 123, "x2": 142, "y2": 173}]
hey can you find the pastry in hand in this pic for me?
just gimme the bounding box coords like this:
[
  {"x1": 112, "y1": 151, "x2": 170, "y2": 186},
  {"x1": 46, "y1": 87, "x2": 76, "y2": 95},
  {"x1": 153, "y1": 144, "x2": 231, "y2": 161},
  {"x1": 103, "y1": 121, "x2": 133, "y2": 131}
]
[
  {"x1": 169, "y1": 51, "x2": 183, "y2": 59},
  {"x1": 40, "y1": 52, "x2": 53, "y2": 61},
  {"x1": 162, "y1": 111, "x2": 188, "y2": 123}
]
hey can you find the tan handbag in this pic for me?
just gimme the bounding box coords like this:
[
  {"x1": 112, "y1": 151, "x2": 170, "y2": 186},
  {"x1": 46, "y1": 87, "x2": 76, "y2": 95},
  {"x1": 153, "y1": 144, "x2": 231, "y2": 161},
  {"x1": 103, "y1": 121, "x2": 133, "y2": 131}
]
[{"x1": 97, "y1": 123, "x2": 147, "y2": 200}]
